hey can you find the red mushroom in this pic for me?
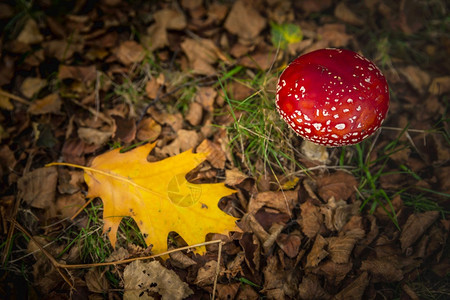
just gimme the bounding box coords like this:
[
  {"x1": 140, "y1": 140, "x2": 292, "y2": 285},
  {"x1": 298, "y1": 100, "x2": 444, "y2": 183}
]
[{"x1": 276, "y1": 48, "x2": 389, "y2": 147}]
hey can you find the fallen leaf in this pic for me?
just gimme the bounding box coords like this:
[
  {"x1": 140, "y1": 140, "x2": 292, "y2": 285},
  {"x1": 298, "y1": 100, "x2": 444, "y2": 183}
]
[
  {"x1": 145, "y1": 76, "x2": 160, "y2": 99},
  {"x1": 65, "y1": 143, "x2": 239, "y2": 255},
  {"x1": 116, "y1": 40, "x2": 145, "y2": 65},
  {"x1": 196, "y1": 139, "x2": 226, "y2": 169},
  {"x1": 195, "y1": 86, "x2": 217, "y2": 112},
  {"x1": 28, "y1": 93, "x2": 62, "y2": 115},
  {"x1": 225, "y1": 168, "x2": 249, "y2": 186},
  {"x1": 327, "y1": 235, "x2": 357, "y2": 264},
  {"x1": 399, "y1": 65, "x2": 431, "y2": 94},
  {"x1": 112, "y1": 115, "x2": 136, "y2": 143},
  {"x1": 78, "y1": 127, "x2": 113, "y2": 146},
  {"x1": 160, "y1": 129, "x2": 200, "y2": 157},
  {"x1": 20, "y1": 77, "x2": 47, "y2": 99},
  {"x1": 317, "y1": 23, "x2": 352, "y2": 48},
  {"x1": 18, "y1": 166, "x2": 58, "y2": 209},
  {"x1": 145, "y1": 9, "x2": 187, "y2": 51},
  {"x1": 181, "y1": 38, "x2": 220, "y2": 75},
  {"x1": 312, "y1": 260, "x2": 353, "y2": 286},
  {"x1": 85, "y1": 268, "x2": 109, "y2": 293},
  {"x1": 360, "y1": 257, "x2": 404, "y2": 282},
  {"x1": 0, "y1": 93, "x2": 13, "y2": 110},
  {"x1": 216, "y1": 283, "x2": 240, "y2": 300},
  {"x1": 428, "y1": 76, "x2": 450, "y2": 95},
  {"x1": 224, "y1": 0, "x2": 266, "y2": 44},
  {"x1": 123, "y1": 260, "x2": 193, "y2": 300},
  {"x1": 17, "y1": 18, "x2": 44, "y2": 45},
  {"x1": 298, "y1": 274, "x2": 330, "y2": 300},
  {"x1": 300, "y1": 200, "x2": 324, "y2": 239},
  {"x1": 195, "y1": 260, "x2": 217, "y2": 286},
  {"x1": 185, "y1": 101, "x2": 203, "y2": 126},
  {"x1": 400, "y1": 210, "x2": 440, "y2": 252},
  {"x1": 334, "y1": 2, "x2": 364, "y2": 26},
  {"x1": 295, "y1": 0, "x2": 332, "y2": 14},
  {"x1": 305, "y1": 234, "x2": 328, "y2": 268},
  {"x1": 276, "y1": 231, "x2": 302, "y2": 258},
  {"x1": 136, "y1": 117, "x2": 161, "y2": 142},
  {"x1": 248, "y1": 190, "x2": 298, "y2": 215},
  {"x1": 333, "y1": 271, "x2": 369, "y2": 300},
  {"x1": 316, "y1": 171, "x2": 358, "y2": 202},
  {"x1": 58, "y1": 65, "x2": 97, "y2": 82},
  {"x1": 56, "y1": 192, "x2": 85, "y2": 219}
]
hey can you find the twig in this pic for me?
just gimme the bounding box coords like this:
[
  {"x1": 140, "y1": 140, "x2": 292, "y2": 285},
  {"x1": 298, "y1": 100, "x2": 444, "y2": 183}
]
[
  {"x1": 12, "y1": 219, "x2": 224, "y2": 269},
  {"x1": 12, "y1": 220, "x2": 75, "y2": 290},
  {"x1": 211, "y1": 241, "x2": 223, "y2": 300},
  {"x1": 0, "y1": 89, "x2": 32, "y2": 105}
]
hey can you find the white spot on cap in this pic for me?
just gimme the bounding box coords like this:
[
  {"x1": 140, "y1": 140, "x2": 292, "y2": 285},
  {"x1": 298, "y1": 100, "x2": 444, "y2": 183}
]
[
  {"x1": 282, "y1": 80, "x2": 286, "y2": 86},
  {"x1": 356, "y1": 105, "x2": 361, "y2": 111},
  {"x1": 300, "y1": 86, "x2": 306, "y2": 93},
  {"x1": 312, "y1": 123, "x2": 322, "y2": 130},
  {"x1": 331, "y1": 134, "x2": 339, "y2": 138},
  {"x1": 335, "y1": 123, "x2": 346, "y2": 130},
  {"x1": 305, "y1": 128, "x2": 311, "y2": 133},
  {"x1": 331, "y1": 107, "x2": 336, "y2": 111},
  {"x1": 323, "y1": 109, "x2": 329, "y2": 116},
  {"x1": 347, "y1": 98, "x2": 353, "y2": 103},
  {"x1": 333, "y1": 114, "x2": 339, "y2": 119},
  {"x1": 304, "y1": 114, "x2": 311, "y2": 121},
  {"x1": 343, "y1": 109, "x2": 350, "y2": 113},
  {"x1": 326, "y1": 120, "x2": 331, "y2": 125}
]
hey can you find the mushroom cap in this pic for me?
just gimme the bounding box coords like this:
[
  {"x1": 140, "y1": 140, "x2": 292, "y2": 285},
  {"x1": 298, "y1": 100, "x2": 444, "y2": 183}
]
[{"x1": 276, "y1": 48, "x2": 389, "y2": 147}]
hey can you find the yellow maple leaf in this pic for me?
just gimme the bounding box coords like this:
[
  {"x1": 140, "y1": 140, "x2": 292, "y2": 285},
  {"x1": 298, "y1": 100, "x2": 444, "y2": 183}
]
[{"x1": 48, "y1": 142, "x2": 238, "y2": 255}]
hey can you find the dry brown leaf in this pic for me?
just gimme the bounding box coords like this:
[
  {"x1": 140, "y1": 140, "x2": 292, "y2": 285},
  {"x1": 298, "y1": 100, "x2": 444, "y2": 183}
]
[
  {"x1": 196, "y1": 139, "x2": 226, "y2": 169},
  {"x1": 429, "y1": 76, "x2": 450, "y2": 95},
  {"x1": 168, "y1": 250, "x2": 197, "y2": 269},
  {"x1": 360, "y1": 257, "x2": 404, "y2": 282},
  {"x1": 305, "y1": 234, "x2": 328, "y2": 268},
  {"x1": 300, "y1": 200, "x2": 324, "y2": 239},
  {"x1": 20, "y1": 77, "x2": 47, "y2": 99},
  {"x1": 116, "y1": 40, "x2": 145, "y2": 65},
  {"x1": 334, "y1": 2, "x2": 364, "y2": 26},
  {"x1": 224, "y1": 0, "x2": 266, "y2": 44},
  {"x1": 148, "y1": 107, "x2": 183, "y2": 132},
  {"x1": 327, "y1": 236, "x2": 356, "y2": 264},
  {"x1": 124, "y1": 260, "x2": 193, "y2": 299},
  {"x1": 145, "y1": 76, "x2": 160, "y2": 99},
  {"x1": 17, "y1": 18, "x2": 44, "y2": 45},
  {"x1": 78, "y1": 127, "x2": 113, "y2": 146},
  {"x1": 195, "y1": 260, "x2": 218, "y2": 287},
  {"x1": 56, "y1": 192, "x2": 85, "y2": 220},
  {"x1": 58, "y1": 65, "x2": 97, "y2": 82},
  {"x1": 181, "y1": 38, "x2": 219, "y2": 75},
  {"x1": 399, "y1": 65, "x2": 431, "y2": 94},
  {"x1": 159, "y1": 129, "x2": 200, "y2": 157},
  {"x1": 136, "y1": 117, "x2": 161, "y2": 142},
  {"x1": 312, "y1": 260, "x2": 353, "y2": 286},
  {"x1": 216, "y1": 283, "x2": 240, "y2": 300},
  {"x1": 298, "y1": 274, "x2": 330, "y2": 300},
  {"x1": 18, "y1": 166, "x2": 57, "y2": 209},
  {"x1": 316, "y1": 171, "x2": 357, "y2": 202},
  {"x1": 195, "y1": 86, "x2": 217, "y2": 112},
  {"x1": 400, "y1": 210, "x2": 440, "y2": 252},
  {"x1": 317, "y1": 23, "x2": 352, "y2": 48},
  {"x1": 0, "y1": 93, "x2": 13, "y2": 110},
  {"x1": 85, "y1": 268, "x2": 109, "y2": 293},
  {"x1": 145, "y1": 9, "x2": 186, "y2": 51},
  {"x1": 248, "y1": 190, "x2": 298, "y2": 215},
  {"x1": 276, "y1": 231, "x2": 302, "y2": 258},
  {"x1": 185, "y1": 101, "x2": 203, "y2": 126},
  {"x1": 333, "y1": 271, "x2": 369, "y2": 300},
  {"x1": 43, "y1": 40, "x2": 79, "y2": 61},
  {"x1": 295, "y1": 0, "x2": 332, "y2": 14},
  {"x1": 28, "y1": 93, "x2": 62, "y2": 115},
  {"x1": 225, "y1": 168, "x2": 249, "y2": 186}
]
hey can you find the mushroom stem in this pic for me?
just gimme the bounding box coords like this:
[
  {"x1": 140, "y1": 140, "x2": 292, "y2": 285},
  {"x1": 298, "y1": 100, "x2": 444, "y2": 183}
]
[{"x1": 300, "y1": 139, "x2": 329, "y2": 164}]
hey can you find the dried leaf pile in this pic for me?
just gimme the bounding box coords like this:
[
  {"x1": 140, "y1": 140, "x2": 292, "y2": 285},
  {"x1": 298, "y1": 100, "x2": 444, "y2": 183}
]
[{"x1": 0, "y1": 0, "x2": 448, "y2": 299}]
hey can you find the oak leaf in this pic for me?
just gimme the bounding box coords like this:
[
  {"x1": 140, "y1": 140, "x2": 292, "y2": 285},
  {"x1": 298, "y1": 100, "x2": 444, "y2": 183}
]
[{"x1": 49, "y1": 142, "x2": 238, "y2": 255}]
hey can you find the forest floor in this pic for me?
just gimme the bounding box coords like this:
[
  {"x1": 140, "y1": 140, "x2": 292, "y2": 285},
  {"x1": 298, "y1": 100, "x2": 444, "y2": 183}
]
[{"x1": 0, "y1": 0, "x2": 449, "y2": 299}]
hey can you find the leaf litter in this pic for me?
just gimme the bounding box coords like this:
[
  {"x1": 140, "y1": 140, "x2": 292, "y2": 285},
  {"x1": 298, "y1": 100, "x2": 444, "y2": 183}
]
[{"x1": 0, "y1": 0, "x2": 448, "y2": 299}]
